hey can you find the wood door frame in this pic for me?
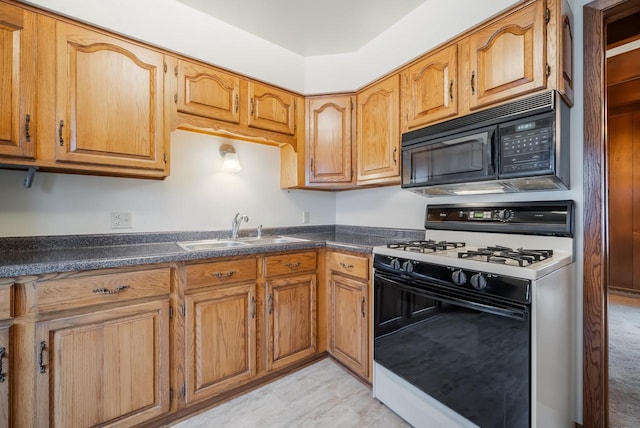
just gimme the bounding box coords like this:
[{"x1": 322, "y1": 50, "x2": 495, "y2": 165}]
[{"x1": 583, "y1": 1, "x2": 640, "y2": 426}]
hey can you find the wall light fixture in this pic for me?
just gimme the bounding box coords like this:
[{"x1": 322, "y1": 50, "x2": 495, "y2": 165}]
[{"x1": 220, "y1": 144, "x2": 242, "y2": 172}]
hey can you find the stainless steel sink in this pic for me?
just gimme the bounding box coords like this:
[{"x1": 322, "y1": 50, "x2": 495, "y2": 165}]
[
  {"x1": 177, "y1": 240, "x2": 250, "y2": 251},
  {"x1": 238, "y1": 236, "x2": 308, "y2": 245},
  {"x1": 177, "y1": 236, "x2": 307, "y2": 251}
]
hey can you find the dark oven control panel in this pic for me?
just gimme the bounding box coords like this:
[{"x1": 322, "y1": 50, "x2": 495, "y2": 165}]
[{"x1": 499, "y1": 112, "x2": 554, "y2": 176}]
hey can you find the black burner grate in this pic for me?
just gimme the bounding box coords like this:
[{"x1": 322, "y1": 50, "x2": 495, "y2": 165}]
[
  {"x1": 458, "y1": 247, "x2": 554, "y2": 267},
  {"x1": 387, "y1": 240, "x2": 465, "y2": 253}
]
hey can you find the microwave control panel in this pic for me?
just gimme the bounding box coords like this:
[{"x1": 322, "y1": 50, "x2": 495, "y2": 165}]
[{"x1": 499, "y1": 114, "x2": 554, "y2": 175}]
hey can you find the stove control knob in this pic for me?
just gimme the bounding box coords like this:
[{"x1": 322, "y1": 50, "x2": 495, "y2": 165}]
[
  {"x1": 390, "y1": 258, "x2": 401, "y2": 270},
  {"x1": 451, "y1": 269, "x2": 467, "y2": 285},
  {"x1": 402, "y1": 261, "x2": 414, "y2": 273},
  {"x1": 497, "y1": 209, "x2": 513, "y2": 222},
  {"x1": 470, "y1": 273, "x2": 488, "y2": 290}
]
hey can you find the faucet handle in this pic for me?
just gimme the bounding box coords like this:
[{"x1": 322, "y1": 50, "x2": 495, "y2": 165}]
[{"x1": 257, "y1": 224, "x2": 263, "y2": 238}]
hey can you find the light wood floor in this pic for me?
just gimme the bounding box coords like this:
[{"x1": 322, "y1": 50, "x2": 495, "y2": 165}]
[{"x1": 172, "y1": 358, "x2": 410, "y2": 427}]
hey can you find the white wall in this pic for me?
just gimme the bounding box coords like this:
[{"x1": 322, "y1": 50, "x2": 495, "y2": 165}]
[
  {"x1": 0, "y1": 132, "x2": 336, "y2": 236},
  {"x1": 304, "y1": 0, "x2": 518, "y2": 93}
]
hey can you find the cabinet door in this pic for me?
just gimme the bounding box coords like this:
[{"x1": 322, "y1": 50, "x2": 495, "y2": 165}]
[
  {"x1": 37, "y1": 300, "x2": 170, "y2": 427},
  {"x1": 177, "y1": 60, "x2": 241, "y2": 124},
  {"x1": 466, "y1": 1, "x2": 545, "y2": 110},
  {"x1": 55, "y1": 22, "x2": 167, "y2": 173},
  {"x1": 0, "y1": 326, "x2": 9, "y2": 428},
  {"x1": 266, "y1": 274, "x2": 316, "y2": 371},
  {"x1": 185, "y1": 283, "x2": 256, "y2": 403},
  {"x1": 402, "y1": 44, "x2": 458, "y2": 131},
  {"x1": 307, "y1": 96, "x2": 355, "y2": 185},
  {"x1": 356, "y1": 75, "x2": 400, "y2": 185},
  {"x1": 330, "y1": 274, "x2": 368, "y2": 378},
  {"x1": 248, "y1": 82, "x2": 296, "y2": 135},
  {"x1": 0, "y1": 4, "x2": 36, "y2": 159}
]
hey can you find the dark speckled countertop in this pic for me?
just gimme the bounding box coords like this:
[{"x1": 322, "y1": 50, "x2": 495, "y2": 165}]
[{"x1": 0, "y1": 225, "x2": 424, "y2": 278}]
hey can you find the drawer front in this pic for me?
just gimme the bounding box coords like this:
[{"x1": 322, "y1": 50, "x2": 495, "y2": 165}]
[
  {"x1": 36, "y1": 268, "x2": 171, "y2": 313},
  {"x1": 328, "y1": 252, "x2": 369, "y2": 280},
  {"x1": 186, "y1": 258, "x2": 257, "y2": 290},
  {"x1": 264, "y1": 251, "x2": 317, "y2": 277},
  {"x1": 0, "y1": 286, "x2": 12, "y2": 320}
]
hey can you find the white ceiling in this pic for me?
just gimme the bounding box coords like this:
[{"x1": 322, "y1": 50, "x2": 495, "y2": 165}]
[{"x1": 177, "y1": 0, "x2": 428, "y2": 56}]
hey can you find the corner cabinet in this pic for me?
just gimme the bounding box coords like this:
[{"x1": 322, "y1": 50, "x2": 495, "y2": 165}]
[
  {"x1": 263, "y1": 252, "x2": 317, "y2": 372},
  {"x1": 462, "y1": 0, "x2": 546, "y2": 110},
  {"x1": 306, "y1": 95, "x2": 356, "y2": 187},
  {"x1": 53, "y1": 21, "x2": 168, "y2": 176},
  {"x1": 401, "y1": 44, "x2": 459, "y2": 132},
  {"x1": 0, "y1": 3, "x2": 36, "y2": 160},
  {"x1": 356, "y1": 75, "x2": 401, "y2": 186}
]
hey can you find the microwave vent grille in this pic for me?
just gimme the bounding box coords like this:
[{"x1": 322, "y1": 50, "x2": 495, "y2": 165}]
[{"x1": 402, "y1": 91, "x2": 555, "y2": 145}]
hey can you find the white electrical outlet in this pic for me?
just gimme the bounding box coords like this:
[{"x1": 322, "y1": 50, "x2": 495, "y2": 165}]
[
  {"x1": 111, "y1": 212, "x2": 132, "y2": 229},
  {"x1": 302, "y1": 211, "x2": 310, "y2": 224}
]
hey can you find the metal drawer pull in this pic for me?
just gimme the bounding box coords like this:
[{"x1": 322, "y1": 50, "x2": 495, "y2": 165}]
[
  {"x1": 361, "y1": 297, "x2": 366, "y2": 318},
  {"x1": 339, "y1": 262, "x2": 354, "y2": 270},
  {"x1": 58, "y1": 120, "x2": 64, "y2": 146},
  {"x1": 251, "y1": 297, "x2": 256, "y2": 319},
  {"x1": 284, "y1": 262, "x2": 300, "y2": 270},
  {"x1": 0, "y1": 347, "x2": 5, "y2": 382},
  {"x1": 93, "y1": 285, "x2": 130, "y2": 294},
  {"x1": 471, "y1": 71, "x2": 476, "y2": 95},
  {"x1": 38, "y1": 341, "x2": 46, "y2": 374},
  {"x1": 212, "y1": 271, "x2": 236, "y2": 278}
]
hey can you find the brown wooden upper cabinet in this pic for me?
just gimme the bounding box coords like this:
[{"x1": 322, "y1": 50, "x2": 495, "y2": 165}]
[
  {"x1": 356, "y1": 74, "x2": 401, "y2": 186},
  {"x1": 462, "y1": 1, "x2": 546, "y2": 110},
  {"x1": 0, "y1": 3, "x2": 36, "y2": 160},
  {"x1": 177, "y1": 60, "x2": 241, "y2": 124},
  {"x1": 248, "y1": 82, "x2": 296, "y2": 135},
  {"x1": 401, "y1": 44, "x2": 458, "y2": 132},
  {"x1": 54, "y1": 21, "x2": 168, "y2": 175},
  {"x1": 306, "y1": 95, "x2": 355, "y2": 187}
]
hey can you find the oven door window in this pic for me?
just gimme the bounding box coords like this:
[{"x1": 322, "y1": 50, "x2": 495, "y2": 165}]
[
  {"x1": 374, "y1": 273, "x2": 530, "y2": 428},
  {"x1": 403, "y1": 127, "x2": 496, "y2": 186}
]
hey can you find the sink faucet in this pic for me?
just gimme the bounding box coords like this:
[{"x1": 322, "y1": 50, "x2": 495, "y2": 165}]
[{"x1": 231, "y1": 213, "x2": 249, "y2": 239}]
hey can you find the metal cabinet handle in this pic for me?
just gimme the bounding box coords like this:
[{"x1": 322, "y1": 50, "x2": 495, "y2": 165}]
[
  {"x1": 250, "y1": 98, "x2": 255, "y2": 115},
  {"x1": 212, "y1": 271, "x2": 236, "y2": 278},
  {"x1": 251, "y1": 296, "x2": 256, "y2": 319},
  {"x1": 268, "y1": 294, "x2": 273, "y2": 314},
  {"x1": 393, "y1": 147, "x2": 398, "y2": 165},
  {"x1": 25, "y1": 114, "x2": 31, "y2": 142},
  {"x1": 38, "y1": 341, "x2": 46, "y2": 374},
  {"x1": 92, "y1": 285, "x2": 130, "y2": 294},
  {"x1": 449, "y1": 80, "x2": 454, "y2": 102},
  {"x1": 0, "y1": 347, "x2": 6, "y2": 382},
  {"x1": 339, "y1": 262, "x2": 354, "y2": 270},
  {"x1": 284, "y1": 262, "x2": 301, "y2": 270},
  {"x1": 58, "y1": 120, "x2": 64, "y2": 146},
  {"x1": 471, "y1": 71, "x2": 476, "y2": 95},
  {"x1": 235, "y1": 94, "x2": 239, "y2": 113},
  {"x1": 361, "y1": 297, "x2": 366, "y2": 318}
]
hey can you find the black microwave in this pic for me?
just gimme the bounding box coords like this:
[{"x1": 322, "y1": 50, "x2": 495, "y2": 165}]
[{"x1": 401, "y1": 91, "x2": 570, "y2": 196}]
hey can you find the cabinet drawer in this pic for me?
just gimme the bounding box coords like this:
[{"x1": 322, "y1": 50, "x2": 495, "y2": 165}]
[
  {"x1": 35, "y1": 268, "x2": 170, "y2": 313},
  {"x1": 186, "y1": 258, "x2": 257, "y2": 290},
  {"x1": 0, "y1": 285, "x2": 12, "y2": 320},
  {"x1": 263, "y1": 252, "x2": 317, "y2": 277},
  {"x1": 328, "y1": 252, "x2": 369, "y2": 280}
]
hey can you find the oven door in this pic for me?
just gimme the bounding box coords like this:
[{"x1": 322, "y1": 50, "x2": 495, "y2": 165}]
[
  {"x1": 401, "y1": 125, "x2": 497, "y2": 187},
  {"x1": 374, "y1": 271, "x2": 531, "y2": 428}
]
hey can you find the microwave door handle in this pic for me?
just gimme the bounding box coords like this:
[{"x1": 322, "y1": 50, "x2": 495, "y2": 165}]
[{"x1": 489, "y1": 128, "x2": 498, "y2": 175}]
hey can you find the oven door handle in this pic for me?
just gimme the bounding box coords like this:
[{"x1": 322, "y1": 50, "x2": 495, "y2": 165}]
[{"x1": 375, "y1": 273, "x2": 528, "y2": 321}]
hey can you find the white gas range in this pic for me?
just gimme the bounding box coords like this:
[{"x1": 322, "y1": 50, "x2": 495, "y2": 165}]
[{"x1": 372, "y1": 201, "x2": 576, "y2": 428}]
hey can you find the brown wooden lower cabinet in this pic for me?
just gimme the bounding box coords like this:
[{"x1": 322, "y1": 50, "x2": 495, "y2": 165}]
[
  {"x1": 185, "y1": 283, "x2": 257, "y2": 404},
  {"x1": 329, "y1": 274, "x2": 369, "y2": 379},
  {"x1": 266, "y1": 274, "x2": 317, "y2": 372},
  {"x1": 0, "y1": 325, "x2": 9, "y2": 428},
  {"x1": 24, "y1": 299, "x2": 170, "y2": 427}
]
